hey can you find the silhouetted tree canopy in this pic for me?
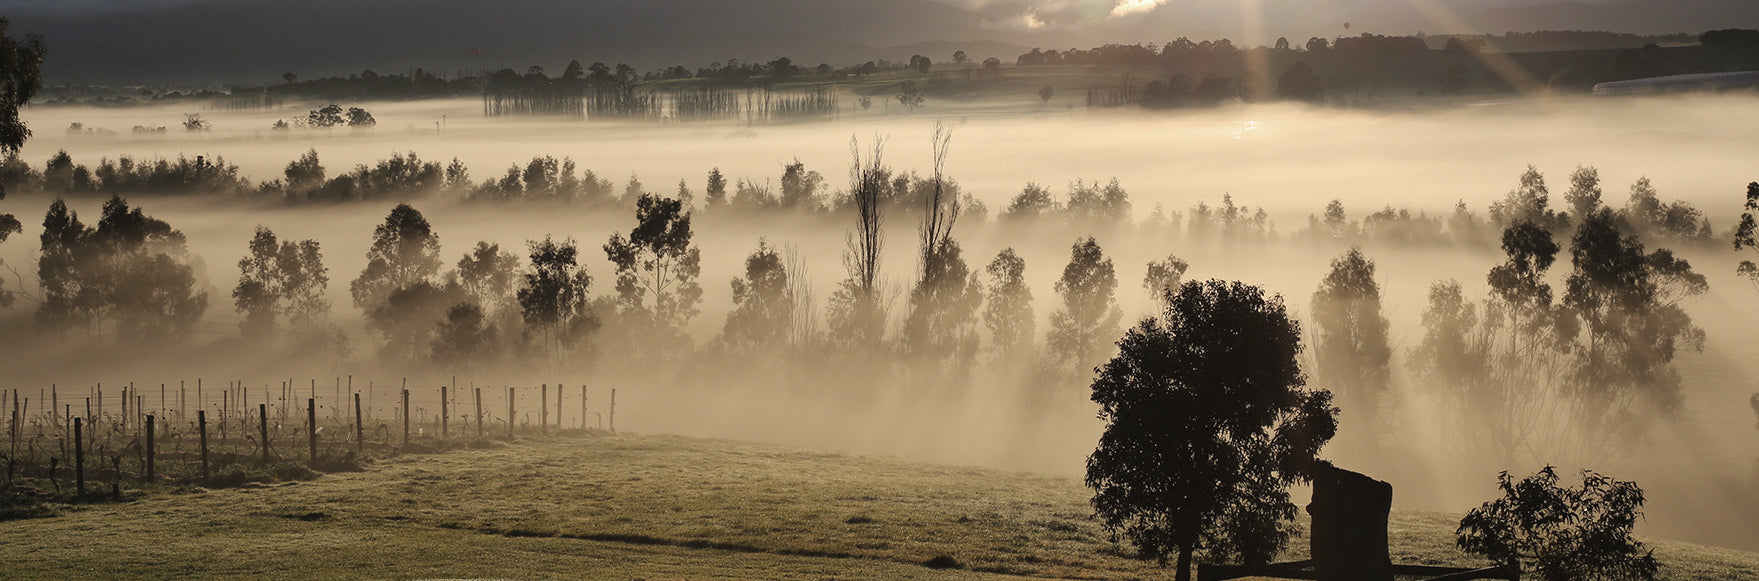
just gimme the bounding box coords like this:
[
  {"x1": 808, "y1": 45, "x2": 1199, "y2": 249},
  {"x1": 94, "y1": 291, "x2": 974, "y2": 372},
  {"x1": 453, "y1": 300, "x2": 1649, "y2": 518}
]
[
  {"x1": 233, "y1": 226, "x2": 330, "y2": 342},
  {"x1": 984, "y1": 248, "x2": 1034, "y2": 362},
  {"x1": 518, "y1": 235, "x2": 598, "y2": 368},
  {"x1": 1738, "y1": 182, "x2": 1759, "y2": 293},
  {"x1": 1045, "y1": 236, "x2": 1122, "y2": 379},
  {"x1": 603, "y1": 193, "x2": 703, "y2": 333},
  {"x1": 36, "y1": 196, "x2": 207, "y2": 343},
  {"x1": 351, "y1": 203, "x2": 442, "y2": 312},
  {"x1": 1087, "y1": 279, "x2": 1337, "y2": 581},
  {"x1": 1311, "y1": 248, "x2": 1392, "y2": 436}
]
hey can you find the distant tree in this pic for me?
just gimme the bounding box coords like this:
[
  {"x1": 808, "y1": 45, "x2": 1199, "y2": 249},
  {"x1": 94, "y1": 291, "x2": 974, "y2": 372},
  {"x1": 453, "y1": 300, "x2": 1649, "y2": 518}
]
[
  {"x1": 1562, "y1": 208, "x2": 1706, "y2": 454},
  {"x1": 1275, "y1": 62, "x2": 1325, "y2": 103},
  {"x1": 1457, "y1": 467, "x2": 1658, "y2": 581},
  {"x1": 233, "y1": 226, "x2": 330, "y2": 340},
  {"x1": 284, "y1": 148, "x2": 325, "y2": 193},
  {"x1": 1311, "y1": 248, "x2": 1393, "y2": 435},
  {"x1": 1142, "y1": 253, "x2": 1189, "y2": 308},
  {"x1": 431, "y1": 302, "x2": 498, "y2": 368},
  {"x1": 603, "y1": 193, "x2": 703, "y2": 332},
  {"x1": 1087, "y1": 279, "x2": 1338, "y2": 581},
  {"x1": 37, "y1": 196, "x2": 207, "y2": 343},
  {"x1": 982, "y1": 57, "x2": 1002, "y2": 75},
  {"x1": 1065, "y1": 178, "x2": 1131, "y2": 224},
  {"x1": 1738, "y1": 181, "x2": 1759, "y2": 292},
  {"x1": 182, "y1": 113, "x2": 210, "y2": 132},
  {"x1": 858, "y1": 95, "x2": 873, "y2": 111},
  {"x1": 1038, "y1": 85, "x2": 1055, "y2": 104},
  {"x1": 909, "y1": 54, "x2": 932, "y2": 75},
  {"x1": 1045, "y1": 236, "x2": 1123, "y2": 377},
  {"x1": 452, "y1": 241, "x2": 520, "y2": 314},
  {"x1": 518, "y1": 235, "x2": 597, "y2": 366},
  {"x1": 897, "y1": 81, "x2": 925, "y2": 110},
  {"x1": 1623, "y1": 177, "x2": 1708, "y2": 241},
  {"x1": 1489, "y1": 165, "x2": 1569, "y2": 232},
  {"x1": 1563, "y1": 165, "x2": 1602, "y2": 220},
  {"x1": 984, "y1": 248, "x2": 1034, "y2": 361},
  {"x1": 778, "y1": 159, "x2": 824, "y2": 209},
  {"x1": 1306, "y1": 37, "x2": 1330, "y2": 52},
  {"x1": 952, "y1": 50, "x2": 969, "y2": 65},
  {"x1": 721, "y1": 239, "x2": 792, "y2": 354},
  {"x1": 282, "y1": 72, "x2": 297, "y2": 84},
  {"x1": 350, "y1": 204, "x2": 442, "y2": 312},
  {"x1": 1275, "y1": 36, "x2": 1291, "y2": 51},
  {"x1": 705, "y1": 167, "x2": 728, "y2": 207},
  {"x1": 367, "y1": 279, "x2": 465, "y2": 362},
  {"x1": 827, "y1": 136, "x2": 890, "y2": 353},
  {"x1": 1001, "y1": 182, "x2": 1058, "y2": 221},
  {"x1": 346, "y1": 107, "x2": 376, "y2": 127},
  {"x1": 307, "y1": 104, "x2": 345, "y2": 130}
]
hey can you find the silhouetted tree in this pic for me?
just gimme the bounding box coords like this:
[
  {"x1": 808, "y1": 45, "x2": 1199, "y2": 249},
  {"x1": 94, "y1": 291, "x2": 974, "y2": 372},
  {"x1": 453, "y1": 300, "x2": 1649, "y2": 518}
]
[
  {"x1": 983, "y1": 249, "x2": 1033, "y2": 360},
  {"x1": 0, "y1": 19, "x2": 43, "y2": 309},
  {"x1": 36, "y1": 196, "x2": 207, "y2": 343},
  {"x1": 350, "y1": 204, "x2": 442, "y2": 312},
  {"x1": 1087, "y1": 279, "x2": 1337, "y2": 581},
  {"x1": 1142, "y1": 253, "x2": 1189, "y2": 308},
  {"x1": 1001, "y1": 182, "x2": 1058, "y2": 222},
  {"x1": 1457, "y1": 467, "x2": 1658, "y2": 581},
  {"x1": 1038, "y1": 85, "x2": 1055, "y2": 104},
  {"x1": 307, "y1": 104, "x2": 344, "y2": 129},
  {"x1": 284, "y1": 149, "x2": 325, "y2": 193},
  {"x1": 901, "y1": 125, "x2": 980, "y2": 375},
  {"x1": 827, "y1": 136, "x2": 890, "y2": 354},
  {"x1": 1562, "y1": 208, "x2": 1705, "y2": 454},
  {"x1": 452, "y1": 241, "x2": 519, "y2": 315},
  {"x1": 1311, "y1": 248, "x2": 1392, "y2": 438},
  {"x1": 909, "y1": 54, "x2": 932, "y2": 75},
  {"x1": 604, "y1": 193, "x2": 703, "y2": 342},
  {"x1": 897, "y1": 82, "x2": 925, "y2": 110},
  {"x1": 1739, "y1": 182, "x2": 1759, "y2": 292},
  {"x1": 721, "y1": 239, "x2": 792, "y2": 355},
  {"x1": 701, "y1": 167, "x2": 727, "y2": 208},
  {"x1": 1563, "y1": 165, "x2": 1602, "y2": 220},
  {"x1": 233, "y1": 226, "x2": 330, "y2": 341},
  {"x1": 1490, "y1": 165, "x2": 1569, "y2": 232},
  {"x1": 1045, "y1": 236, "x2": 1123, "y2": 379},
  {"x1": 345, "y1": 107, "x2": 376, "y2": 127},
  {"x1": 367, "y1": 280, "x2": 465, "y2": 362},
  {"x1": 518, "y1": 235, "x2": 597, "y2": 367},
  {"x1": 1623, "y1": 177, "x2": 1708, "y2": 242},
  {"x1": 778, "y1": 159, "x2": 824, "y2": 209},
  {"x1": 431, "y1": 302, "x2": 498, "y2": 369}
]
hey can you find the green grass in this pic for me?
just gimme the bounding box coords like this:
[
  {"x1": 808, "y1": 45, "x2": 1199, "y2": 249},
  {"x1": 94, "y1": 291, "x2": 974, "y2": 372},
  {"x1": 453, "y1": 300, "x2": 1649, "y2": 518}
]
[{"x1": 1, "y1": 433, "x2": 1755, "y2": 580}]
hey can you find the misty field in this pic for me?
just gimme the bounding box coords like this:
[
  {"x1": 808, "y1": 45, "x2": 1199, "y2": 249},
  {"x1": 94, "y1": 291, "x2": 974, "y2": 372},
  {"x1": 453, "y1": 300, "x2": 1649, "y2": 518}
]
[{"x1": 0, "y1": 433, "x2": 1752, "y2": 580}]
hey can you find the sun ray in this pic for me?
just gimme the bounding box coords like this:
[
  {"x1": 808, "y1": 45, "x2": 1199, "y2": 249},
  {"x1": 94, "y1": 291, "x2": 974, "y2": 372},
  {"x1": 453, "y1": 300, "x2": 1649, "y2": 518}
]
[{"x1": 1394, "y1": 0, "x2": 1543, "y2": 93}]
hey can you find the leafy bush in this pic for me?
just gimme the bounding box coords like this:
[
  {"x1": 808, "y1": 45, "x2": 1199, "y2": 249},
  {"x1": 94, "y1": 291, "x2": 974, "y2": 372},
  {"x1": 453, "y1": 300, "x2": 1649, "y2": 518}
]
[{"x1": 1457, "y1": 467, "x2": 1658, "y2": 581}]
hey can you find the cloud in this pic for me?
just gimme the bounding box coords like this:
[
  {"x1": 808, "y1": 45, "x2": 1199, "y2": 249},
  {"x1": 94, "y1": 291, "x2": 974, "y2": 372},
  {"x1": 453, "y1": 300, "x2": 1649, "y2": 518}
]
[{"x1": 1109, "y1": 0, "x2": 1169, "y2": 17}]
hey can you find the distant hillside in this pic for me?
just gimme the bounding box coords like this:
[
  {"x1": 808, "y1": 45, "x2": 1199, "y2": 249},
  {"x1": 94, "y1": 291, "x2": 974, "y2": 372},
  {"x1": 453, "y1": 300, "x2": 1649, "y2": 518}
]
[{"x1": 5, "y1": 0, "x2": 1757, "y2": 86}]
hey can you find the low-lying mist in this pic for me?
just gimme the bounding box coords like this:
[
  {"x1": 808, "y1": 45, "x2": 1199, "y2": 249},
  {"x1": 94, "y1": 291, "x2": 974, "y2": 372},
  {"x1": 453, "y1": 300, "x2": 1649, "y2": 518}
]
[{"x1": 3, "y1": 94, "x2": 1759, "y2": 552}]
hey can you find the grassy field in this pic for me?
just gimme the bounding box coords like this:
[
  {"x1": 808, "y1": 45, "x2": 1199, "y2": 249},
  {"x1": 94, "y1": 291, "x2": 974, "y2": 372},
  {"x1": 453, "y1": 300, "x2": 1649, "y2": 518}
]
[{"x1": 2, "y1": 432, "x2": 1756, "y2": 580}]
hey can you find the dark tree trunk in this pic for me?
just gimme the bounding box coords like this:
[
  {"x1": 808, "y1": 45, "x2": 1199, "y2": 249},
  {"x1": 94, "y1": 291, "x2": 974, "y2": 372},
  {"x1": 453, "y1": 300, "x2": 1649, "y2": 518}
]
[{"x1": 1176, "y1": 546, "x2": 1193, "y2": 581}]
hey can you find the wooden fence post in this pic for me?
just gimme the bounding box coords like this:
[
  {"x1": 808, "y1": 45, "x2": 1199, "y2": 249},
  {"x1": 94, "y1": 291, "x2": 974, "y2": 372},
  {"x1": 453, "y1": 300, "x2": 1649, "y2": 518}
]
[
  {"x1": 541, "y1": 384, "x2": 548, "y2": 435},
  {"x1": 610, "y1": 388, "x2": 616, "y2": 434},
  {"x1": 401, "y1": 389, "x2": 410, "y2": 447},
  {"x1": 259, "y1": 403, "x2": 270, "y2": 464},
  {"x1": 440, "y1": 385, "x2": 449, "y2": 438},
  {"x1": 474, "y1": 387, "x2": 483, "y2": 439},
  {"x1": 198, "y1": 411, "x2": 209, "y2": 485},
  {"x1": 307, "y1": 398, "x2": 317, "y2": 463},
  {"x1": 506, "y1": 387, "x2": 515, "y2": 440},
  {"x1": 580, "y1": 385, "x2": 587, "y2": 430},
  {"x1": 353, "y1": 393, "x2": 364, "y2": 453},
  {"x1": 73, "y1": 417, "x2": 84, "y2": 497},
  {"x1": 144, "y1": 414, "x2": 155, "y2": 482}
]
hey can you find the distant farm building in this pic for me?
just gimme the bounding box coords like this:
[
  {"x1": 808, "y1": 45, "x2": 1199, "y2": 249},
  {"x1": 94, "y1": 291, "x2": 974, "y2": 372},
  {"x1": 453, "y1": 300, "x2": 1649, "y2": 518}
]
[{"x1": 1593, "y1": 71, "x2": 1759, "y2": 95}]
